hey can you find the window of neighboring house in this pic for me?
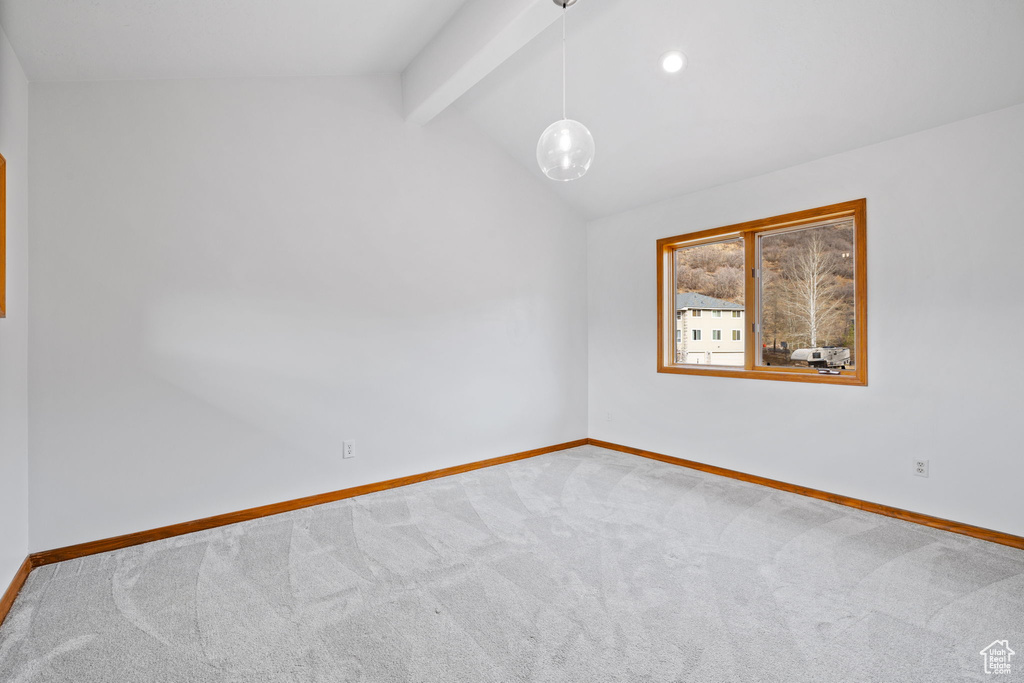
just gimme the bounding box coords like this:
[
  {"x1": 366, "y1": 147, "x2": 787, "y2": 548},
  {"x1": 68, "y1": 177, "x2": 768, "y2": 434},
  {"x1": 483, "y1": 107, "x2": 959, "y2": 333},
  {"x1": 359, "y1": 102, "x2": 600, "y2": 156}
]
[
  {"x1": 691, "y1": 309, "x2": 701, "y2": 317},
  {"x1": 676, "y1": 311, "x2": 683, "y2": 320},
  {"x1": 712, "y1": 330, "x2": 722, "y2": 340},
  {"x1": 712, "y1": 310, "x2": 722, "y2": 318},
  {"x1": 657, "y1": 199, "x2": 867, "y2": 385},
  {"x1": 0, "y1": 153, "x2": 5, "y2": 318},
  {"x1": 676, "y1": 329, "x2": 681, "y2": 343}
]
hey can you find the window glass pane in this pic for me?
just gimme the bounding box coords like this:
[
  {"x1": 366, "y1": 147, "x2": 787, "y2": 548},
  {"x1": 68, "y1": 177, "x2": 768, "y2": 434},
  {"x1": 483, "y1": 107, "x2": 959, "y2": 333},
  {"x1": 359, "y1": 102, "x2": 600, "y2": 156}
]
[
  {"x1": 758, "y1": 221, "x2": 856, "y2": 369},
  {"x1": 673, "y1": 240, "x2": 745, "y2": 366}
]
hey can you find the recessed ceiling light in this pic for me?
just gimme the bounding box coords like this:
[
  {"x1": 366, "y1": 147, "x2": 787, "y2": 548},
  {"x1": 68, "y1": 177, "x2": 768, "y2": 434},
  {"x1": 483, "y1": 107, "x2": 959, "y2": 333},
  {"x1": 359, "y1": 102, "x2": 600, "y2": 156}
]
[{"x1": 660, "y1": 51, "x2": 686, "y2": 74}]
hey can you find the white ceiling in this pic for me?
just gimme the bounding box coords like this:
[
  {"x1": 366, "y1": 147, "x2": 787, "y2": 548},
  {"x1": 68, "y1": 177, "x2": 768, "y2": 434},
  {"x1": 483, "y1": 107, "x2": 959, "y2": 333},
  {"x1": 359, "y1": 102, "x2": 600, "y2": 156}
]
[
  {"x1": 455, "y1": 0, "x2": 1024, "y2": 218},
  {"x1": 0, "y1": 0, "x2": 467, "y2": 81},
  {"x1": 2, "y1": 0, "x2": 1024, "y2": 219}
]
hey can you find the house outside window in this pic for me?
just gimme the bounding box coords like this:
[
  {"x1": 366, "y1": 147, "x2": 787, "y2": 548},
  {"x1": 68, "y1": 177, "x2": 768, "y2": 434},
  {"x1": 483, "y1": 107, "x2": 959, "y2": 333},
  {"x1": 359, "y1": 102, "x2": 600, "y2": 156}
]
[{"x1": 673, "y1": 294, "x2": 745, "y2": 367}]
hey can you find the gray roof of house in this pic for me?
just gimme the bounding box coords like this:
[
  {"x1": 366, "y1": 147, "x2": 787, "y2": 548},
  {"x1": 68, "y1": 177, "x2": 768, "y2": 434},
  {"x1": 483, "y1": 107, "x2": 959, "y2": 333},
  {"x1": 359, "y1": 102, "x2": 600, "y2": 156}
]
[{"x1": 675, "y1": 292, "x2": 744, "y2": 311}]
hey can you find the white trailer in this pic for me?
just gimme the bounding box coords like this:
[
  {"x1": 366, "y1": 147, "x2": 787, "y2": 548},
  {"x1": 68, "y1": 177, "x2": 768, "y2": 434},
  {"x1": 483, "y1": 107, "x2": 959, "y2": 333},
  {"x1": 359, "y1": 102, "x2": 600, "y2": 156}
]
[{"x1": 790, "y1": 346, "x2": 850, "y2": 369}]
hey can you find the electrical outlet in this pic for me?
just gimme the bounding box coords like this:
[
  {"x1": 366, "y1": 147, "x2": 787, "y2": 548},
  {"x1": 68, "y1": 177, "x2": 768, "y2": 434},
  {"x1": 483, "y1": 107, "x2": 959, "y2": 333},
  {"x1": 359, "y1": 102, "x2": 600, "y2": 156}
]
[
  {"x1": 343, "y1": 440, "x2": 355, "y2": 459},
  {"x1": 913, "y1": 458, "x2": 929, "y2": 477}
]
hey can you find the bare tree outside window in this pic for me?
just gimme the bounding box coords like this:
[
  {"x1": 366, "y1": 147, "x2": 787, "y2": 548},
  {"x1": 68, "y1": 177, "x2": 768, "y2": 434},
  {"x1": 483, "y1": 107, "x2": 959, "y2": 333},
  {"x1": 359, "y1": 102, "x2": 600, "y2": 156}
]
[{"x1": 760, "y1": 222, "x2": 855, "y2": 368}]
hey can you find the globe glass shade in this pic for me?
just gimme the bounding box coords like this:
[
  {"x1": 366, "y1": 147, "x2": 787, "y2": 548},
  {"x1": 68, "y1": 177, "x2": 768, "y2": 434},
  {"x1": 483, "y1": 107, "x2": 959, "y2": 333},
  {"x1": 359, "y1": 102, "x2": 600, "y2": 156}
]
[{"x1": 536, "y1": 119, "x2": 595, "y2": 181}]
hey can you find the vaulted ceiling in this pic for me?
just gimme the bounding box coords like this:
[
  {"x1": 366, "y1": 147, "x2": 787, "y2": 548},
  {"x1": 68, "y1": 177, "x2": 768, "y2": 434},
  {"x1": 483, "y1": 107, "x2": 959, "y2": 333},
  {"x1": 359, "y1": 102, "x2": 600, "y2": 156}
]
[
  {"x1": 456, "y1": 0, "x2": 1024, "y2": 217},
  {"x1": 3, "y1": 0, "x2": 1024, "y2": 219},
  {"x1": 0, "y1": 0, "x2": 467, "y2": 80}
]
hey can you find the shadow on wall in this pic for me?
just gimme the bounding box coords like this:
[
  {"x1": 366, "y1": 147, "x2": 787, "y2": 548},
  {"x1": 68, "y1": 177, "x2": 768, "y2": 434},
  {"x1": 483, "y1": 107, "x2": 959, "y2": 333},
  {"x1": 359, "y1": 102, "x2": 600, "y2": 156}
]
[{"x1": 143, "y1": 292, "x2": 551, "y2": 453}]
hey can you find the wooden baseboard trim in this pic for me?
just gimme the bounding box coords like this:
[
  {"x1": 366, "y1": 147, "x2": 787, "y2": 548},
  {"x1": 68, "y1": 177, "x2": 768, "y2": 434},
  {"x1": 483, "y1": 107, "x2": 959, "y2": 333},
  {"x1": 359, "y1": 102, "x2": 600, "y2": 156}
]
[
  {"x1": 30, "y1": 438, "x2": 589, "y2": 567},
  {"x1": 0, "y1": 556, "x2": 32, "y2": 629},
  {"x1": 587, "y1": 439, "x2": 1024, "y2": 550},
  {"x1": 18, "y1": 435, "x2": 1022, "y2": 588}
]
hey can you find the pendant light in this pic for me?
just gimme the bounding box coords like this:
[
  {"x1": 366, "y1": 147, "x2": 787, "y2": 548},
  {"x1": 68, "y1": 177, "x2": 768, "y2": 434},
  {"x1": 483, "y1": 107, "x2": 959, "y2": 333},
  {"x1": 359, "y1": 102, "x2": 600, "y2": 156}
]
[{"x1": 537, "y1": 0, "x2": 594, "y2": 181}]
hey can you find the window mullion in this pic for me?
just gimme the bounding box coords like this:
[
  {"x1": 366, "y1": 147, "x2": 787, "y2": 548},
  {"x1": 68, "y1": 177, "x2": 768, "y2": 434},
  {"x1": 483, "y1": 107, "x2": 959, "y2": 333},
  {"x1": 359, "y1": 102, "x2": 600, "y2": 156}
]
[{"x1": 743, "y1": 232, "x2": 757, "y2": 371}]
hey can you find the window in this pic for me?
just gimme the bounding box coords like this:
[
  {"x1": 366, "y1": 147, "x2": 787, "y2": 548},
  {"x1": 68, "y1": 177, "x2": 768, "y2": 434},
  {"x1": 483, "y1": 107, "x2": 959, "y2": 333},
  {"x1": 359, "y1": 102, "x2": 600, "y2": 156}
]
[
  {"x1": 676, "y1": 329, "x2": 681, "y2": 342},
  {"x1": 712, "y1": 330, "x2": 722, "y2": 340},
  {"x1": 712, "y1": 310, "x2": 722, "y2": 318},
  {"x1": 676, "y1": 311, "x2": 683, "y2": 320},
  {"x1": 657, "y1": 199, "x2": 867, "y2": 385},
  {"x1": 691, "y1": 309, "x2": 701, "y2": 317}
]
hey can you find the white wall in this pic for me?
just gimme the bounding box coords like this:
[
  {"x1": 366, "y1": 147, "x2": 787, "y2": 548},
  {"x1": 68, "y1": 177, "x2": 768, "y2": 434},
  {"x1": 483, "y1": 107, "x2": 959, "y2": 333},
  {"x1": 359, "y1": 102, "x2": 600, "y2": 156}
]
[
  {"x1": 0, "y1": 26, "x2": 30, "y2": 585},
  {"x1": 588, "y1": 103, "x2": 1024, "y2": 536},
  {"x1": 28, "y1": 75, "x2": 588, "y2": 551}
]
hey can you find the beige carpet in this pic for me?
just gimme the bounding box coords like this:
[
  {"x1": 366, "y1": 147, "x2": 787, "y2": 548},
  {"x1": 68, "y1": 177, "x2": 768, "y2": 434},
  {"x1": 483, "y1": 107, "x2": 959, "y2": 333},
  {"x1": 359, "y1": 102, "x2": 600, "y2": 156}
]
[{"x1": 1, "y1": 445, "x2": 1022, "y2": 681}]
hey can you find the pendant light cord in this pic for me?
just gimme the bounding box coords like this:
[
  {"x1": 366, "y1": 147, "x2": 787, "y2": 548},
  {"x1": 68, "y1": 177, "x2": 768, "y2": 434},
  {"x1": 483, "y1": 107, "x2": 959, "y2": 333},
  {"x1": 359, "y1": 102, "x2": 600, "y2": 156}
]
[{"x1": 561, "y1": 2, "x2": 567, "y2": 120}]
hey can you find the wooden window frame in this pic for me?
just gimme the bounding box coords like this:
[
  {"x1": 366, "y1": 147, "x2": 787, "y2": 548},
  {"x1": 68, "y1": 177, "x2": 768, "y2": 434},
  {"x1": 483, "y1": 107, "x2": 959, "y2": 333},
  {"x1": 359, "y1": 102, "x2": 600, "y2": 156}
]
[
  {"x1": 1, "y1": 153, "x2": 6, "y2": 318},
  {"x1": 657, "y1": 198, "x2": 867, "y2": 386}
]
